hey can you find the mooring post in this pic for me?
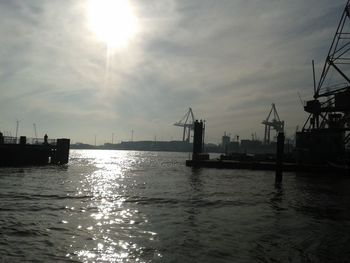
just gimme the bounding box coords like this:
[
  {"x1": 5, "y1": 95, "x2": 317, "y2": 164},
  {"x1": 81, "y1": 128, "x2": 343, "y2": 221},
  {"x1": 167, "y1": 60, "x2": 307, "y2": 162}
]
[
  {"x1": 20, "y1": 136, "x2": 26, "y2": 145},
  {"x1": 55, "y1": 139, "x2": 70, "y2": 164},
  {"x1": 276, "y1": 132, "x2": 285, "y2": 183},
  {"x1": 192, "y1": 120, "x2": 203, "y2": 160}
]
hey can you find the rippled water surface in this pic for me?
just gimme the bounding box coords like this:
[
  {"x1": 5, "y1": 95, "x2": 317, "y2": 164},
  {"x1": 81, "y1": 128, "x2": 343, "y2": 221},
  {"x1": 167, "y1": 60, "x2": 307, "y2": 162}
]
[{"x1": 0, "y1": 150, "x2": 350, "y2": 262}]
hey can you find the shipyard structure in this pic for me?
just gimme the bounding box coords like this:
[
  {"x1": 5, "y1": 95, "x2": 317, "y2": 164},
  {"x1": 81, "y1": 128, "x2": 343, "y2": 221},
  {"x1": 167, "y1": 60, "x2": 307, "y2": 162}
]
[
  {"x1": 220, "y1": 104, "x2": 288, "y2": 155},
  {"x1": 296, "y1": 1, "x2": 350, "y2": 165},
  {"x1": 186, "y1": 1, "x2": 350, "y2": 173}
]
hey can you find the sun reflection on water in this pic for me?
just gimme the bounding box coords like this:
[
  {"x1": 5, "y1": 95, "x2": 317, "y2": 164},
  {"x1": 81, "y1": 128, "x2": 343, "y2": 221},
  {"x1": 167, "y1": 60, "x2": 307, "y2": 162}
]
[{"x1": 66, "y1": 150, "x2": 160, "y2": 262}]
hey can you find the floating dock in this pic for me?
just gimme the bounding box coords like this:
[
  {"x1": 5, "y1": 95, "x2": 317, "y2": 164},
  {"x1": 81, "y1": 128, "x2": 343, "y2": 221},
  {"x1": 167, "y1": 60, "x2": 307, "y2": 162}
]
[
  {"x1": 185, "y1": 159, "x2": 349, "y2": 174},
  {"x1": 0, "y1": 135, "x2": 70, "y2": 166}
]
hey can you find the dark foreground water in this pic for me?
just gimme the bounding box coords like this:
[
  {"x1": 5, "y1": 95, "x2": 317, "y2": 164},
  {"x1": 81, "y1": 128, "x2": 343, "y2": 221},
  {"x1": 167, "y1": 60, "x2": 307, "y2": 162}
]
[{"x1": 0, "y1": 150, "x2": 350, "y2": 262}]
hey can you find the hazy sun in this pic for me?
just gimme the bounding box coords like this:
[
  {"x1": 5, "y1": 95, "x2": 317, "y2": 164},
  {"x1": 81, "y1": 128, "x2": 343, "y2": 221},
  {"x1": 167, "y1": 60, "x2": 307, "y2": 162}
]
[{"x1": 87, "y1": 0, "x2": 138, "y2": 49}]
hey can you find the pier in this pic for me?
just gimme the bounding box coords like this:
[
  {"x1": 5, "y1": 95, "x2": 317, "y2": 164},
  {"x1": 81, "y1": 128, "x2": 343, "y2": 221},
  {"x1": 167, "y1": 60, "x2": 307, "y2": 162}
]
[
  {"x1": 0, "y1": 135, "x2": 70, "y2": 166},
  {"x1": 186, "y1": 158, "x2": 348, "y2": 174}
]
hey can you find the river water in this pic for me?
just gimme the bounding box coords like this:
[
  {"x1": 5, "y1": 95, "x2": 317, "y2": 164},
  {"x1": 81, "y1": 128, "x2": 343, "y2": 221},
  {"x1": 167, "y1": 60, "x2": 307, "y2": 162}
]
[{"x1": 0, "y1": 150, "x2": 349, "y2": 262}]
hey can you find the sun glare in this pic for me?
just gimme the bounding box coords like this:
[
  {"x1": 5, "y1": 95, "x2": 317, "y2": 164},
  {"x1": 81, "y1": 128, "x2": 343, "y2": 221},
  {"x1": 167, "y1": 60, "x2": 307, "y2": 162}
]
[{"x1": 87, "y1": 0, "x2": 138, "y2": 49}]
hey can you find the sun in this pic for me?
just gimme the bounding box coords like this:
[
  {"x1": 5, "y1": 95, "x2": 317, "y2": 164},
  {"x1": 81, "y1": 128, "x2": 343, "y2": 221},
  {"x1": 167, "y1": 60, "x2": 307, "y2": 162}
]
[{"x1": 87, "y1": 0, "x2": 138, "y2": 49}]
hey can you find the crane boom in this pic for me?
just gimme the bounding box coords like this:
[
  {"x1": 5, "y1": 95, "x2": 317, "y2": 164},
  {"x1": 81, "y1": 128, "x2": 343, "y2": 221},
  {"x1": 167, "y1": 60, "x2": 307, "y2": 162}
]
[{"x1": 174, "y1": 107, "x2": 195, "y2": 142}]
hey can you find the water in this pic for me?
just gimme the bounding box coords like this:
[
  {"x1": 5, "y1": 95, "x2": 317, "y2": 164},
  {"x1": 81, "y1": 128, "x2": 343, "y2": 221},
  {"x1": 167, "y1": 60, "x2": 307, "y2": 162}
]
[{"x1": 0, "y1": 150, "x2": 350, "y2": 263}]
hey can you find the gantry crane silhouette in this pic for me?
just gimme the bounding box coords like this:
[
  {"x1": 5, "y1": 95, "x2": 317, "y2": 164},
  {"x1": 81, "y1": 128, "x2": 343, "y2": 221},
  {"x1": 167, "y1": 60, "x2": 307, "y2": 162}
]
[
  {"x1": 174, "y1": 107, "x2": 195, "y2": 142},
  {"x1": 262, "y1": 104, "x2": 284, "y2": 144},
  {"x1": 302, "y1": 0, "x2": 350, "y2": 139},
  {"x1": 296, "y1": 1, "x2": 350, "y2": 164}
]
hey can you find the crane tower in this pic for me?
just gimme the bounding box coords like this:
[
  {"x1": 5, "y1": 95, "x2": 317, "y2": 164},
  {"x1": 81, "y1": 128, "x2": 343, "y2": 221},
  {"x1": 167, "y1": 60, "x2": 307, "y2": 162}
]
[
  {"x1": 174, "y1": 107, "x2": 195, "y2": 142},
  {"x1": 302, "y1": 1, "x2": 350, "y2": 133},
  {"x1": 262, "y1": 104, "x2": 284, "y2": 144},
  {"x1": 297, "y1": 0, "x2": 350, "y2": 163}
]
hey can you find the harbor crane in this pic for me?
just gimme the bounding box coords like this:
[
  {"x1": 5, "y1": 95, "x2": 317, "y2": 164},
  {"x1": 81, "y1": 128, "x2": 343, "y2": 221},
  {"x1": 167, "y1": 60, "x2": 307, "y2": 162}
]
[
  {"x1": 297, "y1": 0, "x2": 350, "y2": 163},
  {"x1": 262, "y1": 103, "x2": 284, "y2": 144},
  {"x1": 174, "y1": 107, "x2": 195, "y2": 142},
  {"x1": 303, "y1": 0, "x2": 350, "y2": 144},
  {"x1": 302, "y1": 0, "x2": 350, "y2": 136}
]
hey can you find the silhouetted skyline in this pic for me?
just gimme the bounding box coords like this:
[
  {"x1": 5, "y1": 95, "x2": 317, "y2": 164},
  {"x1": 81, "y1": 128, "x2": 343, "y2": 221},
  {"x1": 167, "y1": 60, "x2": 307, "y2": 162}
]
[{"x1": 0, "y1": 0, "x2": 344, "y2": 144}]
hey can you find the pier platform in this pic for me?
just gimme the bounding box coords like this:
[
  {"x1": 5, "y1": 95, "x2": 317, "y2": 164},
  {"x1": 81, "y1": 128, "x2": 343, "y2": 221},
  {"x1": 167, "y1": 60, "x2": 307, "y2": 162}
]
[
  {"x1": 0, "y1": 136, "x2": 70, "y2": 166},
  {"x1": 186, "y1": 159, "x2": 349, "y2": 174}
]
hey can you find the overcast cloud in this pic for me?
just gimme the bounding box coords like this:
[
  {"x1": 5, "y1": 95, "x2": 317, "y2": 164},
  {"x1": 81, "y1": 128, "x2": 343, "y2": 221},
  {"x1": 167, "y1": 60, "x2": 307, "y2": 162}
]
[{"x1": 0, "y1": 0, "x2": 345, "y2": 144}]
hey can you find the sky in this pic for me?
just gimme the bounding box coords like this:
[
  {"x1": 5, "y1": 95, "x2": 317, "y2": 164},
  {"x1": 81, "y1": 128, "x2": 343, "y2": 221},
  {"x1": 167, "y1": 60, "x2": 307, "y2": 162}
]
[{"x1": 0, "y1": 0, "x2": 346, "y2": 144}]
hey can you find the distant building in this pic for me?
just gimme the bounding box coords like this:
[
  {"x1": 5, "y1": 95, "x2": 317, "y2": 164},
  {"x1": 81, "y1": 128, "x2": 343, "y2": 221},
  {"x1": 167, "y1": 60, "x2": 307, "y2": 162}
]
[{"x1": 221, "y1": 133, "x2": 230, "y2": 153}]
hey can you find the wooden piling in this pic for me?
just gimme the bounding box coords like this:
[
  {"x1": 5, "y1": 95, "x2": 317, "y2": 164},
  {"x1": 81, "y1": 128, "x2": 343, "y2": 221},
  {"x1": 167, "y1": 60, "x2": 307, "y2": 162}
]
[
  {"x1": 275, "y1": 132, "x2": 285, "y2": 183},
  {"x1": 192, "y1": 120, "x2": 203, "y2": 160},
  {"x1": 53, "y1": 139, "x2": 70, "y2": 164},
  {"x1": 20, "y1": 136, "x2": 26, "y2": 145}
]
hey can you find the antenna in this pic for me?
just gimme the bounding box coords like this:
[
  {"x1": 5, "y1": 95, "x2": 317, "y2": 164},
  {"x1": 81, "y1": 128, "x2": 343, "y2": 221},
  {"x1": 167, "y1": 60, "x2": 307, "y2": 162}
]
[
  {"x1": 15, "y1": 120, "x2": 19, "y2": 141},
  {"x1": 33, "y1": 123, "x2": 38, "y2": 142},
  {"x1": 312, "y1": 60, "x2": 317, "y2": 96}
]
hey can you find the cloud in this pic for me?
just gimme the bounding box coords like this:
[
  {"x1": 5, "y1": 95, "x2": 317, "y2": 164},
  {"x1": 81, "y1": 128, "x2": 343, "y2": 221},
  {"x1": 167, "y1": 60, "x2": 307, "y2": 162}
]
[{"x1": 0, "y1": 0, "x2": 346, "y2": 144}]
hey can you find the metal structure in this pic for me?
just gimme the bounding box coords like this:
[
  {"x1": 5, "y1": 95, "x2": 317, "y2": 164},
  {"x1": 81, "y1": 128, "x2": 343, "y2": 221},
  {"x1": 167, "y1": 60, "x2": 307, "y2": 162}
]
[
  {"x1": 262, "y1": 104, "x2": 284, "y2": 144},
  {"x1": 297, "y1": 1, "x2": 350, "y2": 163},
  {"x1": 174, "y1": 107, "x2": 195, "y2": 142},
  {"x1": 33, "y1": 123, "x2": 38, "y2": 143},
  {"x1": 302, "y1": 1, "x2": 350, "y2": 144}
]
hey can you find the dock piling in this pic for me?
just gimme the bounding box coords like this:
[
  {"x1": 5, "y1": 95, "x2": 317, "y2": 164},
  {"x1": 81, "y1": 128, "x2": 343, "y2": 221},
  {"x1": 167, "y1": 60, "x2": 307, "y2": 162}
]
[
  {"x1": 20, "y1": 136, "x2": 26, "y2": 145},
  {"x1": 275, "y1": 132, "x2": 285, "y2": 183},
  {"x1": 54, "y1": 139, "x2": 70, "y2": 164},
  {"x1": 192, "y1": 120, "x2": 203, "y2": 160}
]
